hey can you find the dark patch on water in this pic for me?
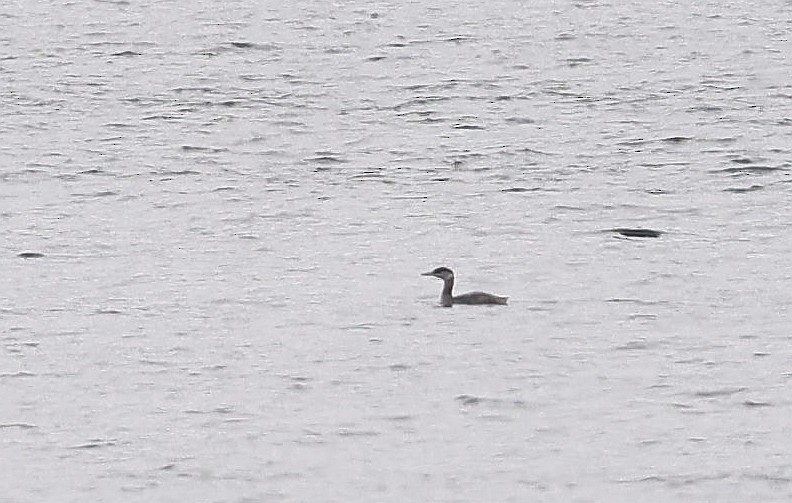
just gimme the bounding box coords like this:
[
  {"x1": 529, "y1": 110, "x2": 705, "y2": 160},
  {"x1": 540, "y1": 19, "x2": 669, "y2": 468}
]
[
  {"x1": 304, "y1": 153, "x2": 348, "y2": 164},
  {"x1": 69, "y1": 439, "x2": 117, "y2": 449},
  {"x1": 606, "y1": 298, "x2": 666, "y2": 306},
  {"x1": 692, "y1": 387, "x2": 748, "y2": 398},
  {"x1": 110, "y1": 50, "x2": 141, "y2": 57},
  {"x1": 724, "y1": 185, "x2": 763, "y2": 193},
  {"x1": 456, "y1": 394, "x2": 526, "y2": 408},
  {"x1": 158, "y1": 169, "x2": 200, "y2": 176},
  {"x1": 443, "y1": 35, "x2": 474, "y2": 43},
  {"x1": 715, "y1": 165, "x2": 783, "y2": 174},
  {"x1": 181, "y1": 145, "x2": 228, "y2": 153},
  {"x1": 72, "y1": 190, "x2": 118, "y2": 198},
  {"x1": 502, "y1": 187, "x2": 540, "y2": 193},
  {"x1": 614, "y1": 340, "x2": 652, "y2": 351},
  {"x1": 566, "y1": 57, "x2": 593, "y2": 67},
  {"x1": 18, "y1": 252, "x2": 45, "y2": 259},
  {"x1": 743, "y1": 399, "x2": 772, "y2": 408},
  {"x1": 505, "y1": 117, "x2": 536, "y2": 124},
  {"x1": 0, "y1": 423, "x2": 37, "y2": 429},
  {"x1": 609, "y1": 228, "x2": 663, "y2": 238},
  {"x1": 341, "y1": 323, "x2": 375, "y2": 331},
  {"x1": 94, "y1": 308, "x2": 123, "y2": 315}
]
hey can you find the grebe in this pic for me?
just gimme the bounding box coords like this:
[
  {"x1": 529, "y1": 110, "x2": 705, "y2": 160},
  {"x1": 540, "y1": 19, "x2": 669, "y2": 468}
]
[{"x1": 421, "y1": 267, "x2": 508, "y2": 307}]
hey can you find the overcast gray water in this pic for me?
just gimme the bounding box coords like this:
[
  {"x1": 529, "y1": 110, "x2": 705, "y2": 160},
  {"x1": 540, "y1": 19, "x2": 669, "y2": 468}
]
[{"x1": 3, "y1": 1, "x2": 792, "y2": 501}]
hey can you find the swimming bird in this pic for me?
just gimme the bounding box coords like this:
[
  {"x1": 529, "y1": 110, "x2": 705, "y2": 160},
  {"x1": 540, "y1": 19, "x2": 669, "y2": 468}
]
[{"x1": 421, "y1": 267, "x2": 508, "y2": 307}]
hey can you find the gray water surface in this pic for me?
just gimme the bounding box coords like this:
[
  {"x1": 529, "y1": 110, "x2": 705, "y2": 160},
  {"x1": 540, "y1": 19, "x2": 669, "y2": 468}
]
[{"x1": 2, "y1": 1, "x2": 792, "y2": 501}]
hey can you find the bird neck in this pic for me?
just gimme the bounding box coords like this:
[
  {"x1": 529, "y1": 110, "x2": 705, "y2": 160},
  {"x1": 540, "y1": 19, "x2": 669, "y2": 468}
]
[{"x1": 440, "y1": 276, "x2": 454, "y2": 306}]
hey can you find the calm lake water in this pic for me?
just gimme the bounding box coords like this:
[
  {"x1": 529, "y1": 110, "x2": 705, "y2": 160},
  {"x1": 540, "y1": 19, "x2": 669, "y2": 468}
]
[{"x1": 2, "y1": 1, "x2": 792, "y2": 501}]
